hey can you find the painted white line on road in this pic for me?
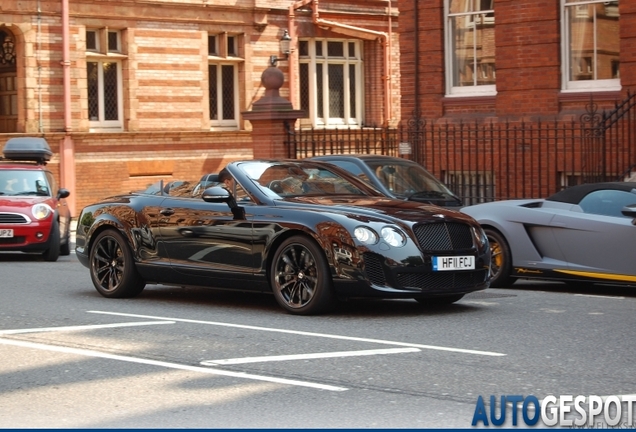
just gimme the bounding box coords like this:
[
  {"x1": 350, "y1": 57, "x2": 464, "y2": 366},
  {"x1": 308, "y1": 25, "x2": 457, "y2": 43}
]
[
  {"x1": 201, "y1": 347, "x2": 421, "y2": 366},
  {"x1": 88, "y1": 310, "x2": 506, "y2": 357},
  {"x1": 0, "y1": 320, "x2": 175, "y2": 335},
  {"x1": 574, "y1": 294, "x2": 625, "y2": 300},
  {"x1": 0, "y1": 337, "x2": 348, "y2": 392}
]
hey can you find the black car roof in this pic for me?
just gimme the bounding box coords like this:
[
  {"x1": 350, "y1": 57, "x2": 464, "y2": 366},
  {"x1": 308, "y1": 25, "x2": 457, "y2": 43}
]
[{"x1": 547, "y1": 182, "x2": 636, "y2": 204}]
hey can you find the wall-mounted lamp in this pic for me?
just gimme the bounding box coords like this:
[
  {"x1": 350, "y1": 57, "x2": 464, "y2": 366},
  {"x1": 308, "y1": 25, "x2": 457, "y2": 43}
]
[{"x1": 269, "y1": 30, "x2": 292, "y2": 67}]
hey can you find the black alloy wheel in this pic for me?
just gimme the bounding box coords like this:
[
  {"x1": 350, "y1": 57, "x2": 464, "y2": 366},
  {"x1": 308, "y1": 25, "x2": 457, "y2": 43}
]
[
  {"x1": 89, "y1": 229, "x2": 145, "y2": 298},
  {"x1": 270, "y1": 236, "x2": 335, "y2": 315}
]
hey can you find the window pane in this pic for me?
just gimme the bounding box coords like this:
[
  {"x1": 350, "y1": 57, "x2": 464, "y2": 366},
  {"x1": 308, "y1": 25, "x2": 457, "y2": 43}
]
[
  {"x1": 299, "y1": 63, "x2": 309, "y2": 118},
  {"x1": 450, "y1": 16, "x2": 474, "y2": 87},
  {"x1": 327, "y1": 41, "x2": 344, "y2": 57},
  {"x1": 209, "y1": 65, "x2": 218, "y2": 120},
  {"x1": 102, "y1": 62, "x2": 119, "y2": 120},
  {"x1": 567, "y1": 0, "x2": 619, "y2": 82},
  {"x1": 86, "y1": 31, "x2": 97, "y2": 51},
  {"x1": 208, "y1": 36, "x2": 217, "y2": 56},
  {"x1": 328, "y1": 64, "x2": 344, "y2": 118},
  {"x1": 108, "y1": 31, "x2": 119, "y2": 52},
  {"x1": 349, "y1": 64, "x2": 356, "y2": 118},
  {"x1": 227, "y1": 36, "x2": 236, "y2": 56},
  {"x1": 315, "y1": 40, "x2": 323, "y2": 57},
  {"x1": 87, "y1": 62, "x2": 99, "y2": 120},
  {"x1": 221, "y1": 65, "x2": 234, "y2": 120},
  {"x1": 316, "y1": 63, "x2": 323, "y2": 117},
  {"x1": 299, "y1": 40, "x2": 309, "y2": 56}
]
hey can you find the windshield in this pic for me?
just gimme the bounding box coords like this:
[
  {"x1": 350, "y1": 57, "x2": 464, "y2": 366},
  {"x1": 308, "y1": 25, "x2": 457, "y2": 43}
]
[
  {"x1": 0, "y1": 169, "x2": 51, "y2": 196},
  {"x1": 237, "y1": 161, "x2": 368, "y2": 198},
  {"x1": 366, "y1": 161, "x2": 457, "y2": 199}
]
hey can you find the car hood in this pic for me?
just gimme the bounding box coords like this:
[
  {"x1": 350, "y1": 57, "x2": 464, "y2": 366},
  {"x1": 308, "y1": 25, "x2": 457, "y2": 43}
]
[
  {"x1": 278, "y1": 196, "x2": 476, "y2": 224},
  {"x1": 0, "y1": 196, "x2": 54, "y2": 209}
]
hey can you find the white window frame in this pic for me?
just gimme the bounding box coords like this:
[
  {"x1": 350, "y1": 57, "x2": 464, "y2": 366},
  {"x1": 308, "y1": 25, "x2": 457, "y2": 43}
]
[
  {"x1": 298, "y1": 38, "x2": 363, "y2": 128},
  {"x1": 208, "y1": 33, "x2": 243, "y2": 129},
  {"x1": 445, "y1": 0, "x2": 496, "y2": 97},
  {"x1": 86, "y1": 28, "x2": 125, "y2": 131},
  {"x1": 561, "y1": 0, "x2": 621, "y2": 92}
]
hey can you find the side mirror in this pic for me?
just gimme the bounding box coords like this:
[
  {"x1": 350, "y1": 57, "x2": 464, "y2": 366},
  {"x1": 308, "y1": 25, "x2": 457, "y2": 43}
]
[
  {"x1": 621, "y1": 204, "x2": 636, "y2": 223},
  {"x1": 57, "y1": 188, "x2": 70, "y2": 199},
  {"x1": 202, "y1": 186, "x2": 231, "y2": 203}
]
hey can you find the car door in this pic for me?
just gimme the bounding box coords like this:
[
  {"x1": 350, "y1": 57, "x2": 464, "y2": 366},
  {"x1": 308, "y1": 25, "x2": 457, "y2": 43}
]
[
  {"x1": 157, "y1": 195, "x2": 258, "y2": 281},
  {"x1": 550, "y1": 190, "x2": 636, "y2": 277}
]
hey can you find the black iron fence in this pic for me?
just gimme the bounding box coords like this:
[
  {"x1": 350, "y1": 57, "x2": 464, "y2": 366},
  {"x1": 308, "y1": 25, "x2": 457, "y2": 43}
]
[{"x1": 287, "y1": 92, "x2": 636, "y2": 205}]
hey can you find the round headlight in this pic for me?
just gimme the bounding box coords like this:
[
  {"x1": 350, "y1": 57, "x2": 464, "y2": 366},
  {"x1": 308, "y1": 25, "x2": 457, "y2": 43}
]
[
  {"x1": 381, "y1": 226, "x2": 406, "y2": 247},
  {"x1": 354, "y1": 226, "x2": 378, "y2": 245},
  {"x1": 32, "y1": 203, "x2": 53, "y2": 220}
]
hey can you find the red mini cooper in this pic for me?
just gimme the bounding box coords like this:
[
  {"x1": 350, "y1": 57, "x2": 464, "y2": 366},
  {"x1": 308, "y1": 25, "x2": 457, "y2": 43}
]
[{"x1": 0, "y1": 137, "x2": 71, "y2": 261}]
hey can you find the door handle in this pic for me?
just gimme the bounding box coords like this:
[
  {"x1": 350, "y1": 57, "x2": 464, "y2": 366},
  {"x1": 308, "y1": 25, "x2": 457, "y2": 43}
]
[{"x1": 160, "y1": 208, "x2": 175, "y2": 216}]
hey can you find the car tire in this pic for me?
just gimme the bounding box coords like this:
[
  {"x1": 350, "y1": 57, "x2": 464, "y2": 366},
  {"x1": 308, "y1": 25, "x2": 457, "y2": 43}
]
[
  {"x1": 414, "y1": 294, "x2": 464, "y2": 306},
  {"x1": 270, "y1": 235, "x2": 335, "y2": 315},
  {"x1": 59, "y1": 228, "x2": 71, "y2": 256},
  {"x1": 89, "y1": 229, "x2": 146, "y2": 298},
  {"x1": 484, "y1": 228, "x2": 514, "y2": 288},
  {"x1": 42, "y1": 219, "x2": 60, "y2": 262}
]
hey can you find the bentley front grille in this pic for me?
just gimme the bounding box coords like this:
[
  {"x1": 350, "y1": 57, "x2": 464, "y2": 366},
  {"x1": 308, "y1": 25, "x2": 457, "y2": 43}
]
[
  {"x1": 397, "y1": 269, "x2": 489, "y2": 292},
  {"x1": 413, "y1": 222, "x2": 473, "y2": 251}
]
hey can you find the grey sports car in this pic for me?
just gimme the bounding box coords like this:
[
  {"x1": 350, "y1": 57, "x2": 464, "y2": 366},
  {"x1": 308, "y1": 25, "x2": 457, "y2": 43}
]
[{"x1": 461, "y1": 182, "x2": 636, "y2": 287}]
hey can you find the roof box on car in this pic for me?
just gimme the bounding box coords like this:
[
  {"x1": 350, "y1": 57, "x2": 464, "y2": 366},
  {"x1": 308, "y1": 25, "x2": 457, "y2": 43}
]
[{"x1": 2, "y1": 137, "x2": 52, "y2": 164}]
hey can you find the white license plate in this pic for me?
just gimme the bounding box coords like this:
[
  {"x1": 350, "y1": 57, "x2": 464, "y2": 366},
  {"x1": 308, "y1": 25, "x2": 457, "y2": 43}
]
[
  {"x1": 0, "y1": 229, "x2": 14, "y2": 238},
  {"x1": 433, "y1": 255, "x2": 475, "y2": 271}
]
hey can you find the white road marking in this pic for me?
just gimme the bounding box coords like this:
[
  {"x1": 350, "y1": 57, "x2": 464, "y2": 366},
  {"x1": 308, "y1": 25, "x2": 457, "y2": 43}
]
[
  {"x1": 88, "y1": 310, "x2": 506, "y2": 357},
  {"x1": 574, "y1": 294, "x2": 625, "y2": 300},
  {"x1": 0, "y1": 337, "x2": 348, "y2": 392},
  {"x1": 201, "y1": 347, "x2": 421, "y2": 366},
  {"x1": 0, "y1": 321, "x2": 175, "y2": 335}
]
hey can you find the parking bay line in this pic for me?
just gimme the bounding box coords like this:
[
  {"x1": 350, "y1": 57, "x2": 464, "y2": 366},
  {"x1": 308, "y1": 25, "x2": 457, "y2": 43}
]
[
  {"x1": 88, "y1": 310, "x2": 506, "y2": 357},
  {"x1": 0, "y1": 337, "x2": 347, "y2": 392},
  {"x1": 0, "y1": 320, "x2": 176, "y2": 335},
  {"x1": 202, "y1": 347, "x2": 421, "y2": 366}
]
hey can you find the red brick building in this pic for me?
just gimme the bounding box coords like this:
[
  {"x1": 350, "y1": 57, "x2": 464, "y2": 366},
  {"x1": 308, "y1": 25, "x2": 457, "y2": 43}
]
[
  {"x1": 398, "y1": 0, "x2": 633, "y2": 121},
  {"x1": 0, "y1": 0, "x2": 400, "y2": 214}
]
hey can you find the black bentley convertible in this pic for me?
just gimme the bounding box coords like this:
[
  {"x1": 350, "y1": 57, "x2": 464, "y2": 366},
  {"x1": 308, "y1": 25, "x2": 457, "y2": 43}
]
[{"x1": 75, "y1": 159, "x2": 491, "y2": 314}]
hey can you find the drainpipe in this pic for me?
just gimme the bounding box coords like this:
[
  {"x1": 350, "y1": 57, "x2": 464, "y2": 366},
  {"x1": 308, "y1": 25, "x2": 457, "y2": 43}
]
[
  {"x1": 288, "y1": 0, "x2": 393, "y2": 126},
  {"x1": 60, "y1": 0, "x2": 76, "y2": 215}
]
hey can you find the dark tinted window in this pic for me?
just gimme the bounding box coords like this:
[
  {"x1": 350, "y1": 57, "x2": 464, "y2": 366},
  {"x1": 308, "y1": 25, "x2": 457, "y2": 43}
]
[{"x1": 579, "y1": 190, "x2": 636, "y2": 217}]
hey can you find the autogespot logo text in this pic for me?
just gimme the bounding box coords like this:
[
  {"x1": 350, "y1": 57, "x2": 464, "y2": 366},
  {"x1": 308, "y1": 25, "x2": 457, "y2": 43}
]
[{"x1": 471, "y1": 395, "x2": 636, "y2": 427}]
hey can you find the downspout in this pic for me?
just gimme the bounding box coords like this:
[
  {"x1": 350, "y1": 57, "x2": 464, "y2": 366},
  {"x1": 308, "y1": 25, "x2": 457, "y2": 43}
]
[
  {"x1": 288, "y1": 0, "x2": 392, "y2": 126},
  {"x1": 60, "y1": 0, "x2": 76, "y2": 215}
]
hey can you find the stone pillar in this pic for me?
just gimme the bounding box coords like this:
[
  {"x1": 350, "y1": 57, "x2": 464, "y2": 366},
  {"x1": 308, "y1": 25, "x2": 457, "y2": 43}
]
[{"x1": 242, "y1": 66, "x2": 305, "y2": 159}]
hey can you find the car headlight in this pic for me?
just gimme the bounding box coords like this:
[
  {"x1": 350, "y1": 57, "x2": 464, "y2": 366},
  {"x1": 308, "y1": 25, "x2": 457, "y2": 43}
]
[
  {"x1": 354, "y1": 226, "x2": 378, "y2": 245},
  {"x1": 381, "y1": 226, "x2": 406, "y2": 247},
  {"x1": 472, "y1": 226, "x2": 488, "y2": 248},
  {"x1": 32, "y1": 203, "x2": 53, "y2": 220}
]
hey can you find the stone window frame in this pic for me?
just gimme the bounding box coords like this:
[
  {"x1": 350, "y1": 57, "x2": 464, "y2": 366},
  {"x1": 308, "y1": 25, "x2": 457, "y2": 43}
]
[
  {"x1": 85, "y1": 28, "x2": 126, "y2": 131},
  {"x1": 297, "y1": 38, "x2": 363, "y2": 128},
  {"x1": 444, "y1": 0, "x2": 497, "y2": 97},
  {"x1": 560, "y1": 0, "x2": 621, "y2": 93},
  {"x1": 207, "y1": 33, "x2": 243, "y2": 129}
]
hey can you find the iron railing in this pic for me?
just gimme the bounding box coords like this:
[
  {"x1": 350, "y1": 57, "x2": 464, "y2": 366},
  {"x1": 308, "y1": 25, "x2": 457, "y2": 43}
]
[{"x1": 287, "y1": 92, "x2": 636, "y2": 205}]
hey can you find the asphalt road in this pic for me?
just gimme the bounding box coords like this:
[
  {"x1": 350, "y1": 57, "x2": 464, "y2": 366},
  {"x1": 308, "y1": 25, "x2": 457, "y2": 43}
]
[{"x1": 1, "y1": 250, "x2": 635, "y2": 428}]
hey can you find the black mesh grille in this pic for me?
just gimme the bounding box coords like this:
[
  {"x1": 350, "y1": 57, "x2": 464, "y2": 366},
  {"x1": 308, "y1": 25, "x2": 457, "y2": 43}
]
[
  {"x1": 397, "y1": 269, "x2": 489, "y2": 292},
  {"x1": 413, "y1": 222, "x2": 473, "y2": 251},
  {"x1": 362, "y1": 252, "x2": 386, "y2": 286},
  {"x1": 0, "y1": 213, "x2": 28, "y2": 224}
]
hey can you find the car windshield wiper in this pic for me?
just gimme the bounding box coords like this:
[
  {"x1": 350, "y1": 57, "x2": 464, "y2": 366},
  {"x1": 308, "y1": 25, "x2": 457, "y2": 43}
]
[
  {"x1": 407, "y1": 190, "x2": 448, "y2": 199},
  {"x1": 9, "y1": 190, "x2": 49, "y2": 197}
]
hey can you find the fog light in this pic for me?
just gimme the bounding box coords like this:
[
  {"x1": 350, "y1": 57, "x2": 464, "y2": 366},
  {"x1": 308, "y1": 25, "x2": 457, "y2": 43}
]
[{"x1": 36, "y1": 232, "x2": 44, "y2": 239}]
